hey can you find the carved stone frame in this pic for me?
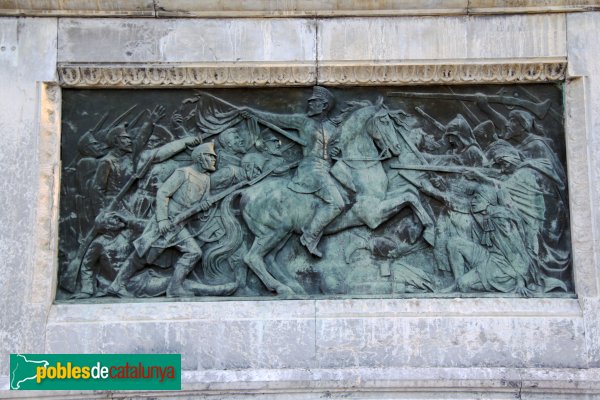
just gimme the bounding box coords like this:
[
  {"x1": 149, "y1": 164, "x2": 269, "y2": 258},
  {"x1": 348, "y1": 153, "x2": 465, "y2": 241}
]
[
  {"x1": 45, "y1": 59, "x2": 590, "y2": 298},
  {"x1": 32, "y1": 59, "x2": 600, "y2": 394}
]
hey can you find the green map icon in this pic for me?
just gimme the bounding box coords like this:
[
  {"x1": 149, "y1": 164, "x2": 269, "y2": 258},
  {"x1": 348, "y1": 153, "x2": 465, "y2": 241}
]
[{"x1": 10, "y1": 354, "x2": 49, "y2": 390}]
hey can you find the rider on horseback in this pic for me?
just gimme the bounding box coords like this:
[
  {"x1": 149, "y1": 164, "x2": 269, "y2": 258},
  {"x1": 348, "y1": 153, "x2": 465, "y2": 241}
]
[{"x1": 245, "y1": 86, "x2": 344, "y2": 257}]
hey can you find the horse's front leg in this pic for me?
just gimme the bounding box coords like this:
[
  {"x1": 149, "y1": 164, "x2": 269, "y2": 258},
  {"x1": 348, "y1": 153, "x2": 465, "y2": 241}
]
[{"x1": 325, "y1": 193, "x2": 404, "y2": 233}]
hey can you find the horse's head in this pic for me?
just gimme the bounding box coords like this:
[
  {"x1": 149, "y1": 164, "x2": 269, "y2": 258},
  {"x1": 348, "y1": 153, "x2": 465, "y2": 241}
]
[{"x1": 365, "y1": 104, "x2": 403, "y2": 157}]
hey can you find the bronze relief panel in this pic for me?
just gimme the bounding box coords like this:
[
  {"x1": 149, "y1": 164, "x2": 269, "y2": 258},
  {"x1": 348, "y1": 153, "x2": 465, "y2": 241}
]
[{"x1": 57, "y1": 85, "x2": 572, "y2": 300}]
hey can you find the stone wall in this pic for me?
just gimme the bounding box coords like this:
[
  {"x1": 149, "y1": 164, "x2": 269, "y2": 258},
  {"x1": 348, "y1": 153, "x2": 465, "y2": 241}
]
[{"x1": 1, "y1": 2, "x2": 600, "y2": 398}]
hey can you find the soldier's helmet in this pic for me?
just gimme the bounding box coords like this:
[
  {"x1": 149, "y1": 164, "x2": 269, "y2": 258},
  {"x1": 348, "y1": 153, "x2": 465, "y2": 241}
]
[
  {"x1": 308, "y1": 86, "x2": 335, "y2": 110},
  {"x1": 106, "y1": 124, "x2": 128, "y2": 146},
  {"x1": 191, "y1": 142, "x2": 217, "y2": 160},
  {"x1": 508, "y1": 109, "x2": 535, "y2": 131},
  {"x1": 443, "y1": 114, "x2": 476, "y2": 147},
  {"x1": 486, "y1": 140, "x2": 521, "y2": 166}
]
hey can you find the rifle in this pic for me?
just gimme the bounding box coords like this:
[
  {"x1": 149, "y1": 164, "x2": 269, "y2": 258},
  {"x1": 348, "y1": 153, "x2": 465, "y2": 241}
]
[
  {"x1": 106, "y1": 104, "x2": 138, "y2": 131},
  {"x1": 389, "y1": 163, "x2": 494, "y2": 175},
  {"x1": 388, "y1": 91, "x2": 551, "y2": 119},
  {"x1": 60, "y1": 156, "x2": 155, "y2": 293},
  {"x1": 171, "y1": 164, "x2": 278, "y2": 226},
  {"x1": 91, "y1": 112, "x2": 109, "y2": 135},
  {"x1": 414, "y1": 107, "x2": 445, "y2": 132}
]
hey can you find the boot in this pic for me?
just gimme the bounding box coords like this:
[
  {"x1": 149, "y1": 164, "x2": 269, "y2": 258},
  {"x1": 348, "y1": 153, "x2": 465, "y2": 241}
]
[
  {"x1": 300, "y1": 204, "x2": 341, "y2": 258},
  {"x1": 300, "y1": 230, "x2": 323, "y2": 258},
  {"x1": 166, "y1": 254, "x2": 199, "y2": 297},
  {"x1": 104, "y1": 253, "x2": 141, "y2": 298}
]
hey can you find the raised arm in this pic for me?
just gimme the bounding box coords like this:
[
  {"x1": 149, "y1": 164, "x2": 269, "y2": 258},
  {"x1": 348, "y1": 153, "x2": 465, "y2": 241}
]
[
  {"x1": 132, "y1": 106, "x2": 166, "y2": 159},
  {"x1": 475, "y1": 94, "x2": 508, "y2": 132},
  {"x1": 242, "y1": 108, "x2": 308, "y2": 146},
  {"x1": 153, "y1": 136, "x2": 201, "y2": 163}
]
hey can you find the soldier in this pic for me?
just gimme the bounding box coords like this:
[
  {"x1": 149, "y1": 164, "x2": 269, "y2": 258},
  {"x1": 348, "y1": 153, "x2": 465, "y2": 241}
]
[
  {"x1": 106, "y1": 143, "x2": 222, "y2": 298},
  {"x1": 243, "y1": 86, "x2": 344, "y2": 257},
  {"x1": 73, "y1": 212, "x2": 145, "y2": 299},
  {"x1": 91, "y1": 107, "x2": 165, "y2": 214},
  {"x1": 255, "y1": 129, "x2": 297, "y2": 177},
  {"x1": 430, "y1": 114, "x2": 487, "y2": 167},
  {"x1": 217, "y1": 127, "x2": 248, "y2": 170},
  {"x1": 444, "y1": 185, "x2": 534, "y2": 296}
]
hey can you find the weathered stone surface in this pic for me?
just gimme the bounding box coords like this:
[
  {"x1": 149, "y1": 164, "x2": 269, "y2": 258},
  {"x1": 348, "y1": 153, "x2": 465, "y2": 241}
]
[
  {"x1": 58, "y1": 18, "x2": 317, "y2": 63},
  {"x1": 154, "y1": 0, "x2": 469, "y2": 17},
  {"x1": 0, "y1": 0, "x2": 155, "y2": 16},
  {"x1": 2, "y1": 0, "x2": 599, "y2": 17},
  {"x1": 318, "y1": 14, "x2": 566, "y2": 61},
  {"x1": 469, "y1": 0, "x2": 600, "y2": 14},
  {"x1": 567, "y1": 12, "x2": 600, "y2": 297},
  {"x1": 0, "y1": 17, "x2": 57, "y2": 376},
  {"x1": 315, "y1": 299, "x2": 587, "y2": 368},
  {"x1": 44, "y1": 299, "x2": 587, "y2": 372},
  {"x1": 564, "y1": 77, "x2": 597, "y2": 297},
  {"x1": 46, "y1": 301, "x2": 316, "y2": 369},
  {"x1": 3, "y1": 364, "x2": 600, "y2": 398},
  {"x1": 582, "y1": 297, "x2": 600, "y2": 366}
]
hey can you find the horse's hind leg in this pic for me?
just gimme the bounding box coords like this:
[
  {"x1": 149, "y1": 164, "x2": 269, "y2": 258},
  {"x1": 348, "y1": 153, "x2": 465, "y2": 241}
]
[
  {"x1": 243, "y1": 231, "x2": 296, "y2": 296},
  {"x1": 265, "y1": 233, "x2": 307, "y2": 295}
]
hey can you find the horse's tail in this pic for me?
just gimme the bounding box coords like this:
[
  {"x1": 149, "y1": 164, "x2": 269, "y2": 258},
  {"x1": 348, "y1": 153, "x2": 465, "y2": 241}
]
[{"x1": 203, "y1": 193, "x2": 245, "y2": 280}]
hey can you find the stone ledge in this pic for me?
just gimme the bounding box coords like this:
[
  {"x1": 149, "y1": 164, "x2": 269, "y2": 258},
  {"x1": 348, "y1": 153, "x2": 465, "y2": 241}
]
[
  {"x1": 47, "y1": 298, "x2": 582, "y2": 323},
  {"x1": 0, "y1": 0, "x2": 155, "y2": 17},
  {"x1": 2, "y1": 367, "x2": 600, "y2": 398},
  {"x1": 1, "y1": 0, "x2": 599, "y2": 17}
]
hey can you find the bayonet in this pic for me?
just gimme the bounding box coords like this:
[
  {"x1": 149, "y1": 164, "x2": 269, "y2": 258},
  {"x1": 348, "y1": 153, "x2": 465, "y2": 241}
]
[{"x1": 414, "y1": 107, "x2": 445, "y2": 132}]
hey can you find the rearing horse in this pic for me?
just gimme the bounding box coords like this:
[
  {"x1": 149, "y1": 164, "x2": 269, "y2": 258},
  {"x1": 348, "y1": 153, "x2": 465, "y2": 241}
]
[{"x1": 220, "y1": 99, "x2": 432, "y2": 295}]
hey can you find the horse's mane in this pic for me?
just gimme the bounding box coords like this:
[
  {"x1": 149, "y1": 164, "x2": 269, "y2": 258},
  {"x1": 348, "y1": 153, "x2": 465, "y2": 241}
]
[
  {"x1": 330, "y1": 100, "x2": 373, "y2": 125},
  {"x1": 388, "y1": 109, "x2": 413, "y2": 131}
]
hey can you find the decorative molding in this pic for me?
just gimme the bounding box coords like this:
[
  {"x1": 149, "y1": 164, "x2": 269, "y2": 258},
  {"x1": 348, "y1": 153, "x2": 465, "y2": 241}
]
[
  {"x1": 318, "y1": 61, "x2": 567, "y2": 85},
  {"x1": 57, "y1": 64, "x2": 317, "y2": 88},
  {"x1": 57, "y1": 61, "x2": 567, "y2": 88}
]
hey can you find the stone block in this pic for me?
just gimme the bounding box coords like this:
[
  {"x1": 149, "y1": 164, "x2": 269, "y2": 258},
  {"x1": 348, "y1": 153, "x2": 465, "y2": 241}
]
[
  {"x1": 567, "y1": 13, "x2": 600, "y2": 295},
  {"x1": 582, "y1": 297, "x2": 600, "y2": 366},
  {"x1": 317, "y1": 14, "x2": 566, "y2": 62},
  {"x1": 0, "y1": 17, "x2": 57, "y2": 376},
  {"x1": 167, "y1": 318, "x2": 316, "y2": 370},
  {"x1": 46, "y1": 301, "x2": 316, "y2": 370},
  {"x1": 315, "y1": 299, "x2": 587, "y2": 368},
  {"x1": 58, "y1": 18, "x2": 317, "y2": 63}
]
